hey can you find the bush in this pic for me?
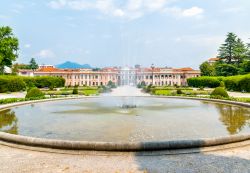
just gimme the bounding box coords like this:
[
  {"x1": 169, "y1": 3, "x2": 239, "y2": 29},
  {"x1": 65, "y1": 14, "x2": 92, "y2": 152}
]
[
  {"x1": 0, "y1": 75, "x2": 65, "y2": 93},
  {"x1": 8, "y1": 78, "x2": 26, "y2": 92},
  {"x1": 210, "y1": 87, "x2": 229, "y2": 98},
  {"x1": 72, "y1": 86, "x2": 78, "y2": 94},
  {"x1": 176, "y1": 89, "x2": 183, "y2": 94},
  {"x1": 219, "y1": 81, "x2": 225, "y2": 88},
  {"x1": 25, "y1": 88, "x2": 45, "y2": 99},
  {"x1": 238, "y1": 75, "x2": 250, "y2": 92},
  {"x1": 0, "y1": 76, "x2": 26, "y2": 92},
  {"x1": 187, "y1": 76, "x2": 221, "y2": 88},
  {"x1": 34, "y1": 76, "x2": 65, "y2": 90},
  {"x1": 188, "y1": 74, "x2": 250, "y2": 93},
  {"x1": 223, "y1": 75, "x2": 244, "y2": 91}
]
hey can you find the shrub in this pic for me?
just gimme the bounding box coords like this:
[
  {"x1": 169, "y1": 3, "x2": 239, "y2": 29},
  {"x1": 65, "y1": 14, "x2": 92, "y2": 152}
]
[
  {"x1": 219, "y1": 81, "x2": 225, "y2": 88},
  {"x1": 22, "y1": 77, "x2": 37, "y2": 88},
  {"x1": 0, "y1": 75, "x2": 65, "y2": 93},
  {"x1": 72, "y1": 86, "x2": 78, "y2": 94},
  {"x1": 176, "y1": 89, "x2": 183, "y2": 94},
  {"x1": 210, "y1": 87, "x2": 229, "y2": 98},
  {"x1": 223, "y1": 75, "x2": 244, "y2": 91},
  {"x1": 8, "y1": 78, "x2": 26, "y2": 92},
  {"x1": 238, "y1": 75, "x2": 250, "y2": 92},
  {"x1": 0, "y1": 76, "x2": 26, "y2": 92},
  {"x1": 187, "y1": 76, "x2": 221, "y2": 88},
  {"x1": 34, "y1": 76, "x2": 65, "y2": 89},
  {"x1": 25, "y1": 88, "x2": 45, "y2": 99}
]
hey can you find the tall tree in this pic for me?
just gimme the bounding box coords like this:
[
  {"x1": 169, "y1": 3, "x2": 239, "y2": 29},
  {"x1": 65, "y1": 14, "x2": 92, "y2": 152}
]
[
  {"x1": 199, "y1": 61, "x2": 215, "y2": 76},
  {"x1": 29, "y1": 58, "x2": 38, "y2": 70},
  {"x1": 0, "y1": 26, "x2": 19, "y2": 74},
  {"x1": 233, "y1": 38, "x2": 248, "y2": 66},
  {"x1": 218, "y1": 32, "x2": 238, "y2": 64}
]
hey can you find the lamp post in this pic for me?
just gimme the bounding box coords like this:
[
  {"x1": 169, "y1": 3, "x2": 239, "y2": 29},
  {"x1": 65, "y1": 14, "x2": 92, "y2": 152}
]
[{"x1": 151, "y1": 63, "x2": 154, "y2": 85}]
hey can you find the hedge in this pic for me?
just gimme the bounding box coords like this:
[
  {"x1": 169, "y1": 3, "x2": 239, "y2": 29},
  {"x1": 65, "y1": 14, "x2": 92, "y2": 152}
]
[
  {"x1": 211, "y1": 87, "x2": 229, "y2": 98},
  {"x1": 25, "y1": 88, "x2": 45, "y2": 99},
  {"x1": 187, "y1": 76, "x2": 222, "y2": 88},
  {"x1": 187, "y1": 74, "x2": 250, "y2": 92},
  {"x1": 0, "y1": 75, "x2": 65, "y2": 93},
  {"x1": 0, "y1": 76, "x2": 26, "y2": 92}
]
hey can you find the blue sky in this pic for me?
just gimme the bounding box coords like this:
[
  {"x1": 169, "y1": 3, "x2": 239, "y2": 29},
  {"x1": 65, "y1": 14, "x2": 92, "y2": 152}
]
[{"x1": 0, "y1": 0, "x2": 250, "y2": 68}]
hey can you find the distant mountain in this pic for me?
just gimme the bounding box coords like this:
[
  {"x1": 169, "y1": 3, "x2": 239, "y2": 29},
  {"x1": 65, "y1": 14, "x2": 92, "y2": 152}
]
[{"x1": 56, "y1": 61, "x2": 92, "y2": 69}]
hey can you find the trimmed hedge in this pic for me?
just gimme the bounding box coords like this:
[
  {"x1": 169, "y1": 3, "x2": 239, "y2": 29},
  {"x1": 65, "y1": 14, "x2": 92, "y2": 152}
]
[
  {"x1": 0, "y1": 75, "x2": 65, "y2": 93},
  {"x1": 211, "y1": 87, "x2": 229, "y2": 98},
  {"x1": 188, "y1": 74, "x2": 250, "y2": 92},
  {"x1": 0, "y1": 76, "x2": 26, "y2": 92},
  {"x1": 25, "y1": 88, "x2": 45, "y2": 99},
  {"x1": 187, "y1": 76, "x2": 222, "y2": 88}
]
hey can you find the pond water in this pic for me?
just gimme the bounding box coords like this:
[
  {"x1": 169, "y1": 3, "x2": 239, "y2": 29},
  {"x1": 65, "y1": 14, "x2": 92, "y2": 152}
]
[{"x1": 0, "y1": 97, "x2": 250, "y2": 142}]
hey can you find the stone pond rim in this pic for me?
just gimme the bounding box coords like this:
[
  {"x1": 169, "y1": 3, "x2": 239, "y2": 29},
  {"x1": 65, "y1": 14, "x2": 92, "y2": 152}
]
[{"x1": 0, "y1": 96, "x2": 250, "y2": 152}]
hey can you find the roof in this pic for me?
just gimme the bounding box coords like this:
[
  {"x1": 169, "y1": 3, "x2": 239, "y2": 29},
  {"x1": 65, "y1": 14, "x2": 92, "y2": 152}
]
[
  {"x1": 173, "y1": 67, "x2": 195, "y2": 71},
  {"x1": 37, "y1": 67, "x2": 64, "y2": 72},
  {"x1": 208, "y1": 57, "x2": 220, "y2": 61}
]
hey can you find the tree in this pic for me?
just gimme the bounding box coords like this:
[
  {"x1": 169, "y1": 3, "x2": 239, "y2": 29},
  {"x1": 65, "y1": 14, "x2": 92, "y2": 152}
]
[
  {"x1": 0, "y1": 26, "x2": 19, "y2": 74},
  {"x1": 107, "y1": 81, "x2": 116, "y2": 88},
  {"x1": 218, "y1": 32, "x2": 238, "y2": 64},
  {"x1": 233, "y1": 38, "x2": 248, "y2": 66},
  {"x1": 29, "y1": 58, "x2": 38, "y2": 70},
  {"x1": 199, "y1": 62, "x2": 215, "y2": 76},
  {"x1": 215, "y1": 64, "x2": 239, "y2": 76}
]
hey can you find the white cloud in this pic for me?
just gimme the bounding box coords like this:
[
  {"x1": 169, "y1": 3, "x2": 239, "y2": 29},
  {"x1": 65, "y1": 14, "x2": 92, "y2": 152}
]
[
  {"x1": 113, "y1": 9, "x2": 125, "y2": 17},
  {"x1": 48, "y1": 0, "x2": 174, "y2": 20},
  {"x1": 48, "y1": 0, "x2": 67, "y2": 9},
  {"x1": 36, "y1": 49, "x2": 56, "y2": 58},
  {"x1": 127, "y1": 0, "x2": 143, "y2": 11},
  {"x1": 182, "y1": 7, "x2": 203, "y2": 17},
  {"x1": 145, "y1": 0, "x2": 167, "y2": 11},
  {"x1": 164, "y1": 6, "x2": 204, "y2": 19}
]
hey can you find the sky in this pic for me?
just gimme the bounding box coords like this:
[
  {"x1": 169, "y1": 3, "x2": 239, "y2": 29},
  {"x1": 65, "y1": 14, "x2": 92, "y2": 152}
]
[{"x1": 0, "y1": 0, "x2": 250, "y2": 69}]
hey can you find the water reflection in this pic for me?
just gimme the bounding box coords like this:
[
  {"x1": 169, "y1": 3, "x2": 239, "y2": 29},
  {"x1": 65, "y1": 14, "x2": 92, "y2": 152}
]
[
  {"x1": 0, "y1": 109, "x2": 18, "y2": 134},
  {"x1": 216, "y1": 104, "x2": 250, "y2": 134}
]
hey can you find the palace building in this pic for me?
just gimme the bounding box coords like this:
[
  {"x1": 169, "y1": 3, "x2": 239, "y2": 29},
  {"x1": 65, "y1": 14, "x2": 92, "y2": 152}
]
[{"x1": 18, "y1": 66, "x2": 200, "y2": 87}]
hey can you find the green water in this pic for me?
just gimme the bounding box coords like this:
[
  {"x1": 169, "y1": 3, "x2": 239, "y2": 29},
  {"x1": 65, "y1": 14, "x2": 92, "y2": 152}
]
[{"x1": 0, "y1": 97, "x2": 250, "y2": 142}]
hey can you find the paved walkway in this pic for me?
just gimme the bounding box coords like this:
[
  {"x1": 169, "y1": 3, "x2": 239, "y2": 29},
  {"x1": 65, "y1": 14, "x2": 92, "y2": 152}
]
[
  {"x1": 0, "y1": 92, "x2": 26, "y2": 99},
  {"x1": 228, "y1": 92, "x2": 250, "y2": 98},
  {"x1": 0, "y1": 141, "x2": 250, "y2": 173}
]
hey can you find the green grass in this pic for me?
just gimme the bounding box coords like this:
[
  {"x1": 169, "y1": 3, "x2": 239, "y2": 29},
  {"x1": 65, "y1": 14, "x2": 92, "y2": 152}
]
[
  {"x1": 79, "y1": 89, "x2": 99, "y2": 96},
  {"x1": 0, "y1": 97, "x2": 47, "y2": 105},
  {"x1": 154, "y1": 90, "x2": 174, "y2": 96},
  {"x1": 152, "y1": 88, "x2": 211, "y2": 96},
  {"x1": 44, "y1": 88, "x2": 100, "y2": 96}
]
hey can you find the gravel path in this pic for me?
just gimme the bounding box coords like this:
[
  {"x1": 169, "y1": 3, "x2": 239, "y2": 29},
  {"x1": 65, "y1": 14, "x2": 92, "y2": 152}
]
[
  {"x1": 0, "y1": 92, "x2": 26, "y2": 99},
  {"x1": 0, "y1": 142, "x2": 250, "y2": 173}
]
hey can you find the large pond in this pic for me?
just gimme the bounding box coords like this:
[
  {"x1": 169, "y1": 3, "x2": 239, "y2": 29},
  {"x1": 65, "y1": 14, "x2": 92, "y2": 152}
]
[{"x1": 0, "y1": 97, "x2": 250, "y2": 142}]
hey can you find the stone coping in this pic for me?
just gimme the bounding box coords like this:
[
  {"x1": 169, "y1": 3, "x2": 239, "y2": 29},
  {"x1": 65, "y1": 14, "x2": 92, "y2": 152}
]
[{"x1": 0, "y1": 96, "x2": 250, "y2": 151}]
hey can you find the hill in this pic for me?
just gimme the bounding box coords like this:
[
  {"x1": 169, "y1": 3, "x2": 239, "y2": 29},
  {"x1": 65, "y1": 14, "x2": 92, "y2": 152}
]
[{"x1": 56, "y1": 61, "x2": 92, "y2": 69}]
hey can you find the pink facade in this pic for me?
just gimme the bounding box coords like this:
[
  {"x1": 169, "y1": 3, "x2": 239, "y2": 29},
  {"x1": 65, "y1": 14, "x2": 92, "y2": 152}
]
[{"x1": 19, "y1": 66, "x2": 200, "y2": 87}]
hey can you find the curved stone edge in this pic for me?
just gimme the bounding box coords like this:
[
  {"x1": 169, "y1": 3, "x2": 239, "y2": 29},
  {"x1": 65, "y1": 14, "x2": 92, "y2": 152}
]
[
  {"x1": 0, "y1": 96, "x2": 250, "y2": 151},
  {"x1": 156, "y1": 96, "x2": 250, "y2": 108},
  {"x1": 0, "y1": 96, "x2": 99, "y2": 111},
  {"x1": 0, "y1": 132, "x2": 250, "y2": 151}
]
